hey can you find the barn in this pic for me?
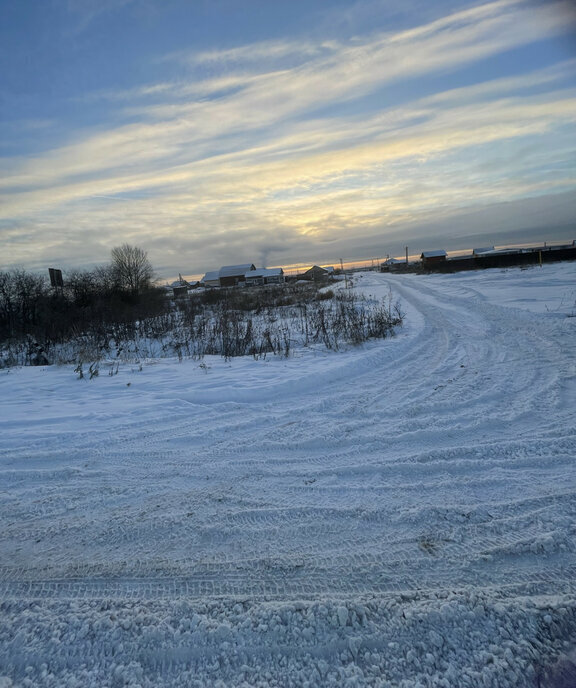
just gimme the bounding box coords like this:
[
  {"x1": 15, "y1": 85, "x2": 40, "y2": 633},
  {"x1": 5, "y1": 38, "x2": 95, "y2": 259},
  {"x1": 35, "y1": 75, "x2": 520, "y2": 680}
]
[
  {"x1": 421, "y1": 250, "x2": 447, "y2": 267},
  {"x1": 201, "y1": 270, "x2": 220, "y2": 288},
  {"x1": 302, "y1": 265, "x2": 330, "y2": 281},
  {"x1": 219, "y1": 264, "x2": 256, "y2": 287}
]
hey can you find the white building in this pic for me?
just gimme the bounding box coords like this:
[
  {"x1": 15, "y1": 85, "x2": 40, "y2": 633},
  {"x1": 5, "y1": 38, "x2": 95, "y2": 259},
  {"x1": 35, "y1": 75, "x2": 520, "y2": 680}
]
[{"x1": 244, "y1": 268, "x2": 285, "y2": 286}]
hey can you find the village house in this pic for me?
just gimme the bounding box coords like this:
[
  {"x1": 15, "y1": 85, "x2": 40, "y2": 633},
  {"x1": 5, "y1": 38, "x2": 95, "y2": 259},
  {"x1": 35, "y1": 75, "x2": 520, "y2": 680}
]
[
  {"x1": 380, "y1": 257, "x2": 406, "y2": 272},
  {"x1": 302, "y1": 265, "x2": 332, "y2": 281},
  {"x1": 244, "y1": 267, "x2": 285, "y2": 286},
  {"x1": 421, "y1": 250, "x2": 447, "y2": 268},
  {"x1": 200, "y1": 270, "x2": 220, "y2": 288},
  {"x1": 218, "y1": 264, "x2": 256, "y2": 287}
]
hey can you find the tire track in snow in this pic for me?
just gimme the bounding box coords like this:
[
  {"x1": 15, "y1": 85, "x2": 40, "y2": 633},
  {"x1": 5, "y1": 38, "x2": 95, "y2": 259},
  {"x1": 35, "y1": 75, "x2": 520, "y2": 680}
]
[{"x1": 1, "y1": 270, "x2": 575, "y2": 606}]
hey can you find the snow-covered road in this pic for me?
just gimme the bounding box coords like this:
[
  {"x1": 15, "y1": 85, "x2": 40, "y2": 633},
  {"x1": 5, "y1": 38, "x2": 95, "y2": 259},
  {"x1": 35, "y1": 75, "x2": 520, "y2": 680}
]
[{"x1": 1, "y1": 264, "x2": 575, "y2": 687}]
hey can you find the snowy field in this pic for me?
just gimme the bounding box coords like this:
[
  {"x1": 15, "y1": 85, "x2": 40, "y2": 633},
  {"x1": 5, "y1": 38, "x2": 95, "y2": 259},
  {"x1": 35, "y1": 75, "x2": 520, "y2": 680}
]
[{"x1": 1, "y1": 263, "x2": 576, "y2": 687}]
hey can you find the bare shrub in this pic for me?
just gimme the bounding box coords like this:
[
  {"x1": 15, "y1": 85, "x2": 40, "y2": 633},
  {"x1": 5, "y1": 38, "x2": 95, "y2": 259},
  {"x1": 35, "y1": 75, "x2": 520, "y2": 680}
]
[{"x1": 0, "y1": 272, "x2": 403, "y2": 367}]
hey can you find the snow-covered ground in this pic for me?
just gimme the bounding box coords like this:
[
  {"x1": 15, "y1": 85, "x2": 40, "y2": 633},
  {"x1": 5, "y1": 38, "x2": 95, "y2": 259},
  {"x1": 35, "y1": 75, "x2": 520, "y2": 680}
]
[{"x1": 1, "y1": 263, "x2": 575, "y2": 687}]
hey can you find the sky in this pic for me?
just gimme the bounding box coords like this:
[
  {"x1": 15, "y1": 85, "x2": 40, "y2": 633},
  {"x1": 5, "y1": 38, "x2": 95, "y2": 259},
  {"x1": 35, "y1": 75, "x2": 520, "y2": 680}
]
[{"x1": 1, "y1": 0, "x2": 575, "y2": 281}]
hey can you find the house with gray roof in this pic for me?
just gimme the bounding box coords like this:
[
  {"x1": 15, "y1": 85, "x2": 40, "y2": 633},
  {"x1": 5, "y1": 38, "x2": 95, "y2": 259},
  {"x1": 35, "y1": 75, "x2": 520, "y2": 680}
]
[
  {"x1": 219, "y1": 264, "x2": 256, "y2": 287},
  {"x1": 244, "y1": 267, "x2": 285, "y2": 286},
  {"x1": 200, "y1": 270, "x2": 221, "y2": 288}
]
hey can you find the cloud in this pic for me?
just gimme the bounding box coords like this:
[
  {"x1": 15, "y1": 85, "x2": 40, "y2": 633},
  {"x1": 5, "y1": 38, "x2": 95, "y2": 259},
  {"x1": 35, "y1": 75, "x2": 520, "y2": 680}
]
[
  {"x1": 5, "y1": 2, "x2": 576, "y2": 194},
  {"x1": 1, "y1": 0, "x2": 576, "y2": 277},
  {"x1": 177, "y1": 38, "x2": 334, "y2": 71},
  {"x1": 62, "y1": 0, "x2": 138, "y2": 34}
]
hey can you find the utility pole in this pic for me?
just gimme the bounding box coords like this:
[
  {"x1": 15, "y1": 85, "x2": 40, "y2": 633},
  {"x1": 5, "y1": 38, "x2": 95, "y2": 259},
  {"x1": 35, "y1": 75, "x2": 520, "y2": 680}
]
[{"x1": 405, "y1": 247, "x2": 409, "y2": 265}]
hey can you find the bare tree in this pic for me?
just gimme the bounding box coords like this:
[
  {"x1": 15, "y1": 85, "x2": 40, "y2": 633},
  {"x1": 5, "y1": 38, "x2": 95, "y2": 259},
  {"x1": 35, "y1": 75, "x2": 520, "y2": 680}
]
[
  {"x1": 110, "y1": 244, "x2": 154, "y2": 295},
  {"x1": 0, "y1": 268, "x2": 47, "y2": 340}
]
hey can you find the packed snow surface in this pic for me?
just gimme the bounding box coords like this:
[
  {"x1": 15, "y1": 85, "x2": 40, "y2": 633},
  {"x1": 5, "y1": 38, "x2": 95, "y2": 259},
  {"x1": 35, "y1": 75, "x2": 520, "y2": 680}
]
[{"x1": 1, "y1": 264, "x2": 576, "y2": 687}]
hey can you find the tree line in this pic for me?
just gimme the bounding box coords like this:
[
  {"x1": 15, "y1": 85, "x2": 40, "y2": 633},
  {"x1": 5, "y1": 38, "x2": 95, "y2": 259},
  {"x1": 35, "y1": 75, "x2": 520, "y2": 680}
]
[
  {"x1": 1, "y1": 245, "x2": 405, "y2": 368},
  {"x1": 0, "y1": 245, "x2": 162, "y2": 350}
]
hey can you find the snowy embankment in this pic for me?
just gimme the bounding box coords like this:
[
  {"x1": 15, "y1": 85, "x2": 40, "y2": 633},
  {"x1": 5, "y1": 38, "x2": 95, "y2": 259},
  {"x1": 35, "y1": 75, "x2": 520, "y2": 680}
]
[{"x1": 1, "y1": 264, "x2": 575, "y2": 687}]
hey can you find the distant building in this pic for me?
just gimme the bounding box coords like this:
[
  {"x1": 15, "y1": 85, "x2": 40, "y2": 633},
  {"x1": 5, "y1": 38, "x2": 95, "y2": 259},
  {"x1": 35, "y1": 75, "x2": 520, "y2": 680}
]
[
  {"x1": 421, "y1": 250, "x2": 447, "y2": 267},
  {"x1": 244, "y1": 267, "x2": 285, "y2": 286},
  {"x1": 169, "y1": 277, "x2": 199, "y2": 297},
  {"x1": 169, "y1": 274, "x2": 195, "y2": 289},
  {"x1": 201, "y1": 270, "x2": 220, "y2": 288},
  {"x1": 380, "y1": 257, "x2": 405, "y2": 271},
  {"x1": 219, "y1": 264, "x2": 256, "y2": 287},
  {"x1": 302, "y1": 265, "x2": 330, "y2": 281}
]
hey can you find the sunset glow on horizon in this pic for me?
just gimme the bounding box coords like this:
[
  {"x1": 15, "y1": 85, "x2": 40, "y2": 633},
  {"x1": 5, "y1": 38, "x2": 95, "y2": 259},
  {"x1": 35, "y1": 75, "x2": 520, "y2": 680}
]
[{"x1": 1, "y1": 0, "x2": 575, "y2": 282}]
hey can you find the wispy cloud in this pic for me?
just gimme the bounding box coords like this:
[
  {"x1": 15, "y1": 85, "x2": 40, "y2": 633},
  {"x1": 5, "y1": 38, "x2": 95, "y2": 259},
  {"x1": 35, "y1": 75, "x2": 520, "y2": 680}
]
[
  {"x1": 62, "y1": 0, "x2": 138, "y2": 34},
  {"x1": 1, "y1": 0, "x2": 575, "y2": 274},
  {"x1": 173, "y1": 38, "x2": 335, "y2": 71}
]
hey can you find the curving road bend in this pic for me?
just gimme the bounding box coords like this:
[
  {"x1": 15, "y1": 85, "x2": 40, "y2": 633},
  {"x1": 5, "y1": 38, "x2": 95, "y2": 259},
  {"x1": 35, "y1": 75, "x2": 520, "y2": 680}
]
[{"x1": 1, "y1": 266, "x2": 575, "y2": 687}]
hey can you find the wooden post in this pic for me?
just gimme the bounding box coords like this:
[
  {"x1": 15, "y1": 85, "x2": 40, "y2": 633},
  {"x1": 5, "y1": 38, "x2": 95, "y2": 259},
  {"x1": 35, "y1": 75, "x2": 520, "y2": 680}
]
[{"x1": 340, "y1": 258, "x2": 349, "y2": 288}]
